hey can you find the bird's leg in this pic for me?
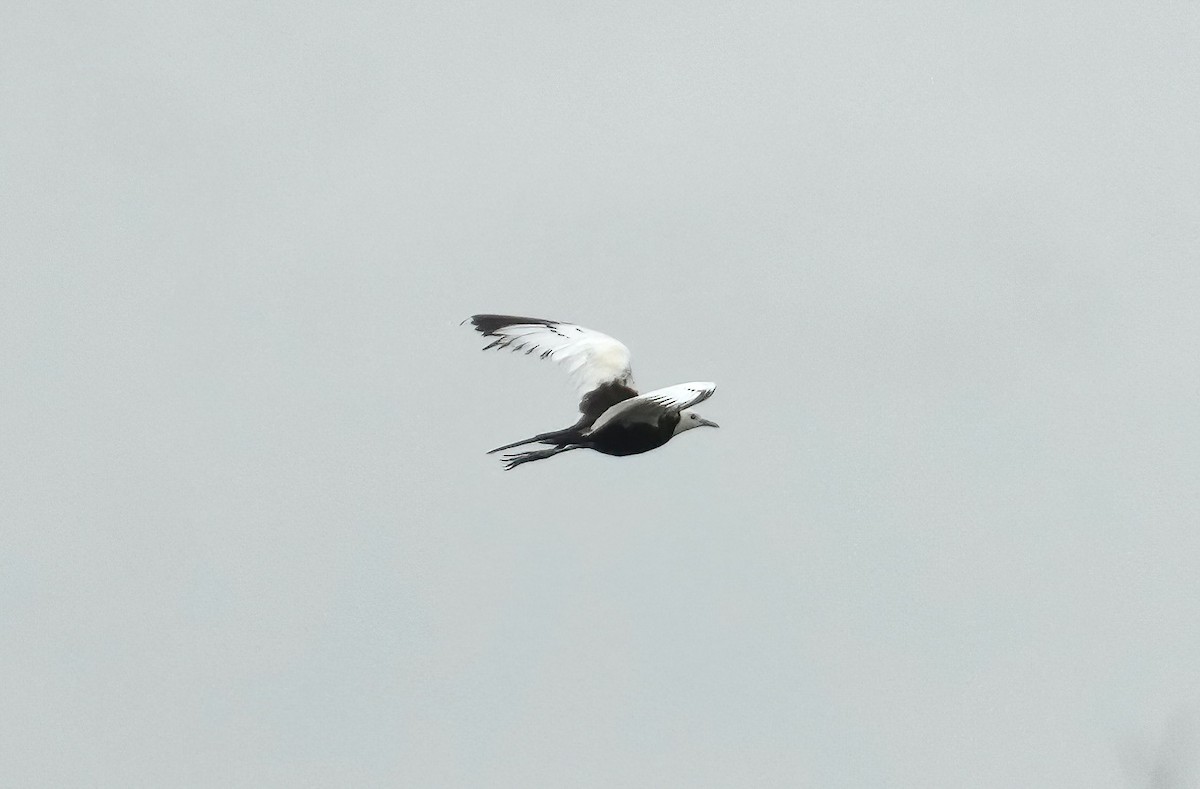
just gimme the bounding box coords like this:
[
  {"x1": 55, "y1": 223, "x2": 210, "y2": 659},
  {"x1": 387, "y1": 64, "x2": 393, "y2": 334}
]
[{"x1": 500, "y1": 444, "x2": 583, "y2": 470}]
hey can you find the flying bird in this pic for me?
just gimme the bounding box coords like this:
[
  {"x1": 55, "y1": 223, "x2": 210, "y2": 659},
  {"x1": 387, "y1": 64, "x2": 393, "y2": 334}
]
[{"x1": 464, "y1": 314, "x2": 718, "y2": 470}]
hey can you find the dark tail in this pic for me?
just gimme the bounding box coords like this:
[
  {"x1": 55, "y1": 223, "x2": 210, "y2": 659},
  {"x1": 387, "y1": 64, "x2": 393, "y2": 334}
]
[
  {"x1": 486, "y1": 421, "x2": 586, "y2": 454},
  {"x1": 501, "y1": 444, "x2": 583, "y2": 470}
]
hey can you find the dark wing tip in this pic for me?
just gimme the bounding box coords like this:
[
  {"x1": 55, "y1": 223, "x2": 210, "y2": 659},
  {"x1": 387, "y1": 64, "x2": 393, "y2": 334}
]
[{"x1": 467, "y1": 314, "x2": 560, "y2": 337}]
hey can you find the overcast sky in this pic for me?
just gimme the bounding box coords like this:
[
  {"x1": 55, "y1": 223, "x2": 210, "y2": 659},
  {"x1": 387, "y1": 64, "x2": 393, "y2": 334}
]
[{"x1": 3, "y1": 2, "x2": 1199, "y2": 787}]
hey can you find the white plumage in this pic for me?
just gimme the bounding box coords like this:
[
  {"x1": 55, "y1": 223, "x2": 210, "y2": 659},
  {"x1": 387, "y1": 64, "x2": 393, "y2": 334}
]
[{"x1": 472, "y1": 318, "x2": 635, "y2": 398}]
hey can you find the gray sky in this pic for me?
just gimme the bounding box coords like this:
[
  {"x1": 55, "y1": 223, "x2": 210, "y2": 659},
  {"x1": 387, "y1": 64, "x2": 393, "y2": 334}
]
[{"x1": 3, "y1": 2, "x2": 1199, "y2": 787}]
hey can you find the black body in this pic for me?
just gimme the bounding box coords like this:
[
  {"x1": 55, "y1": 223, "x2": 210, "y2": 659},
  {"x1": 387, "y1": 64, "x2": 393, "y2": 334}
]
[
  {"x1": 587, "y1": 413, "x2": 680, "y2": 456},
  {"x1": 499, "y1": 411, "x2": 681, "y2": 470}
]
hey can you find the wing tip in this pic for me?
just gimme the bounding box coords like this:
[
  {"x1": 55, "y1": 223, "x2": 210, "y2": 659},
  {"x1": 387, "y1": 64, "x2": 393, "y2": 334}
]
[{"x1": 464, "y1": 314, "x2": 560, "y2": 337}]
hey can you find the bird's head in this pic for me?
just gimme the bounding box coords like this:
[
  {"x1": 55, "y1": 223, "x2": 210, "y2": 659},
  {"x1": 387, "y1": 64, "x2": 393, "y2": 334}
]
[{"x1": 674, "y1": 409, "x2": 720, "y2": 435}]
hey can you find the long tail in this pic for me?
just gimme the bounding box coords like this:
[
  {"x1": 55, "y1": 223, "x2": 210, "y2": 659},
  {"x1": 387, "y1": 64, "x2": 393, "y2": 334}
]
[
  {"x1": 500, "y1": 444, "x2": 583, "y2": 470},
  {"x1": 486, "y1": 423, "x2": 585, "y2": 454}
]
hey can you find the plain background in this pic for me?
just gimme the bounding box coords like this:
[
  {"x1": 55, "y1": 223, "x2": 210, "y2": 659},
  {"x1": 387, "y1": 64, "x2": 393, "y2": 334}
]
[{"x1": 3, "y1": 2, "x2": 1198, "y2": 787}]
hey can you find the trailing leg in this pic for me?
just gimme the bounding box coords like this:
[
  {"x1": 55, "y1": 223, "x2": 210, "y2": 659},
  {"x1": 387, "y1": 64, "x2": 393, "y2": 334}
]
[{"x1": 500, "y1": 444, "x2": 584, "y2": 470}]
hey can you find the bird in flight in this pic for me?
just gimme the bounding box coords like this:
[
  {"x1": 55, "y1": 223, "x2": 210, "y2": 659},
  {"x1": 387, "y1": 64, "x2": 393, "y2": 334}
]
[{"x1": 464, "y1": 314, "x2": 718, "y2": 470}]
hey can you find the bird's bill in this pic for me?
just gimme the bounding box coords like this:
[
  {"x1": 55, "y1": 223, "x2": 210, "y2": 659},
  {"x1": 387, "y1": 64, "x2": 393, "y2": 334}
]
[{"x1": 698, "y1": 418, "x2": 719, "y2": 428}]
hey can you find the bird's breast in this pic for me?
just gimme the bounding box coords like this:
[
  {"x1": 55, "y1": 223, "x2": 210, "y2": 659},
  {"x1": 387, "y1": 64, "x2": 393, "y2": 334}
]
[{"x1": 587, "y1": 420, "x2": 674, "y2": 457}]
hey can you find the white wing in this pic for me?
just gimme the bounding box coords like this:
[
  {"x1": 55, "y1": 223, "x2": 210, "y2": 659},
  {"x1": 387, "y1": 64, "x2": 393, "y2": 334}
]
[
  {"x1": 465, "y1": 314, "x2": 636, "y2": 398},
  {"x1": 589, "y1": 381, "x2": 716, "y2": 430}
]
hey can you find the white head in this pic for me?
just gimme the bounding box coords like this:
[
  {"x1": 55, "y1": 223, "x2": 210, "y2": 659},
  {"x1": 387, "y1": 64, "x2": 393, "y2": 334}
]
[{"x1": 673, "y1": 409, "x2": 720, "y2": 436}]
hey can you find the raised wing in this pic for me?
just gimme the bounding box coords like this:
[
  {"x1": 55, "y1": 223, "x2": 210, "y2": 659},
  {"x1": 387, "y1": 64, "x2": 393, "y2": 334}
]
[
  {"x1": 465, "y1": 314, "x2": 638, "y2": 422},
  {"x1": 589, "y1": 381, "x2": 716, "y2": 431}
]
